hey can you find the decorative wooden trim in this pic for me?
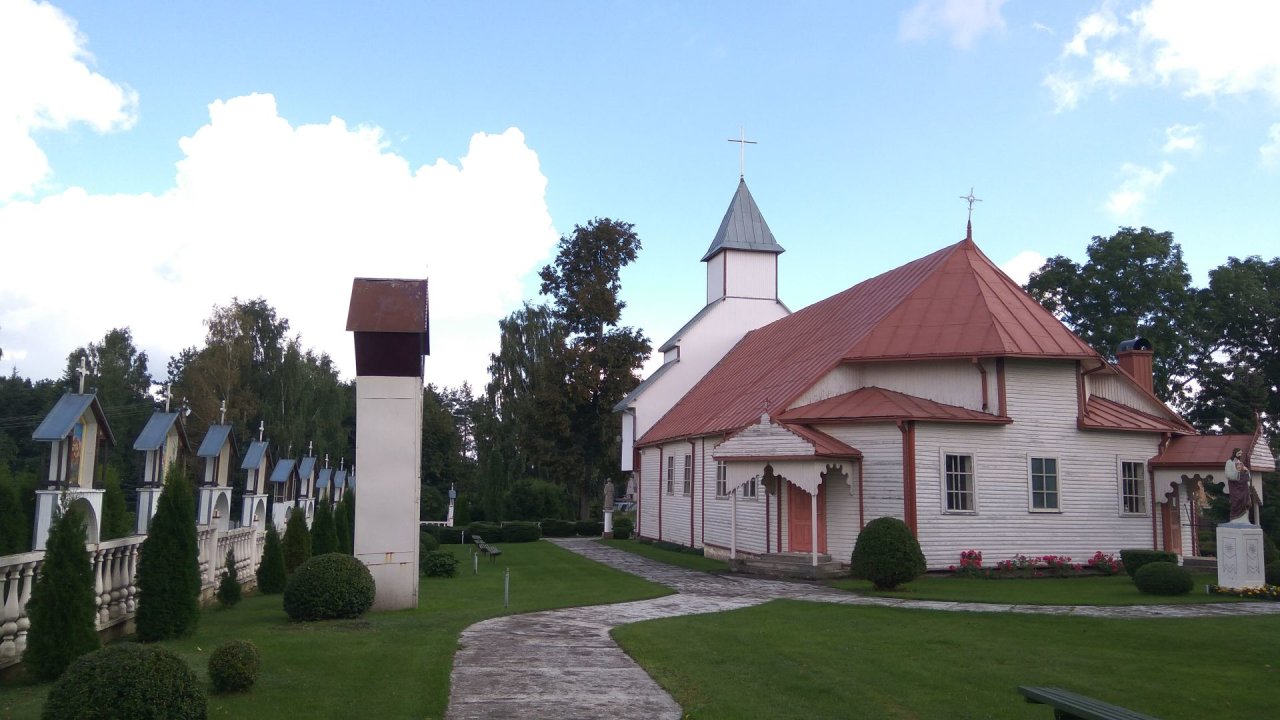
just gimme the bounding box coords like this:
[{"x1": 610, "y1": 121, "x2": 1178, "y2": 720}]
[
  {"x1": 996, "y1": 357, "x2": 1007, "y2": 417},
  {"x1": 899, "y1": 421, "x2": 917, "y2": 534},
  {"x1": 658, "y1": 447, "x2": 663, "y2": 542}
]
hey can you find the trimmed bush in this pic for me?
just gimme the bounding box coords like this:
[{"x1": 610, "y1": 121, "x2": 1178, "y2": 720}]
[
  {"x1": 850, "y1": 516, "x2": 926, "y2": 590},
  {"x1": 540, "y1": 518, "x2": 576, "y2": 537},
  {"x1": 420, "y1": 530, "x2": 440, "y2": 554},
  {"x1": 282, "y1": 509, "x2": 312, "y2": 574},
  {"x1": 334, "y1": 504, "x2": 352, "y2": 555},
  {"x1": 436, "y1": 525, "x2": 465, "y2": 544},
  {"x1": 43, "y1": 643, "x2": 206, "y2": 720},
  {"x1": 137, "y1": 465, "x2": 202, "y2": 642},
  {"x1": 575, "y1": 520, "x2": 604, "y2": 537},
  {"x1": 467, "y1": 521, "x2": 502, "y2": 542},
  {"x1": 283, "y1": 553, "x2": 375, "y2": 621},
  {"x1": 256, "y1": 523, "x2": 287, "y2": 594},
  {"x1": 100, "y1": 466, "x2": 132, "y2": 541},
  {"x1": 1120, "y1": 549, "x2": 1177, "y2": 579},
  {"x1": 310, "y1": 501, "x2": 339, "y2": 557},
  {"x1": 216, "y1": 550, "x2": 242, "y2": 609},
  {"x1": 1133, "y1": 561, "x2": 1193, "y2": 595},
  {"x1": 208, "y1": 640, "x2": 260, "y2": 694},
  {"x1": 23, "y1": 505, "x2": 99, "y2": 680},
  {"x1": 1266, "y1": 560, "x2": 1280, "y2": 586},
  {"x1": 501, "y1": 521, "x2": 541, "y2": 543},
  {"x1": 422, "y1": 550, "x2": 460, "y2": 577},
  {"x1": 613, "y1": 516, "x2": 634, "y2": 540}
]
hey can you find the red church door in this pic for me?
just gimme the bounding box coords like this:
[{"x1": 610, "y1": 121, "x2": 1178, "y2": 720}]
[
  {"x1": 1162, "y1": 502, "x2": 1182, "y2": 554},
  {"x1": 787, "y1": 482, "x2": 827, "y2": 554}
]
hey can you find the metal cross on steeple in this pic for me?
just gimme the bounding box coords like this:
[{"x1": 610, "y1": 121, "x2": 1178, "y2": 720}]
[
  {"x1": 76, "y1": 356, "x2": 90, "y2": 394},
  {"x1": 728, "y1": 127, "x2": 757, "y2": 179},
  {"x1": 960, "y1": 187, "x2": 982, "y2": 221}
]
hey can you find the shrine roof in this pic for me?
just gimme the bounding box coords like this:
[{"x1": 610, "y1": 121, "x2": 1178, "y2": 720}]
[
  {"x1": 32, "y1": 393, "x2": 115, "y2": 446},
  {"x1": 700, "y1": 179, "x2": 785, "y2": 262},
  {"x1": 197, "y1": 425, "x2": 234, "y2": 458},
  {"x1": 1079, "y1": 396, "x2": 1190, "y2": 434},
  {"x1": 780, "y1": 386, "x2": 1009, "y2": 425},
  {"x1": 134, "y1": 412, "x2": 189, "y2": 452},
  {"x1": 269, "y1": 459, "x2": 297, "y2": 484},
  {"x1": 316, "y1": 468, "x2": 333, "y2": 488},
  {"x1": 240, "y1": 440, "x2": 270, "y2": 470},
  {"x1": 297, "y1": 456, "x2": 317, "y2": 478},
  {"x1": 333, "y1": 470, "x2": 348, "y2": 488}
]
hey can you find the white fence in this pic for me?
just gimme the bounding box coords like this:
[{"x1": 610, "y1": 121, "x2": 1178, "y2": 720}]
[{"x1": 0, "y1": 523, "x2": 264, "y2": 669}]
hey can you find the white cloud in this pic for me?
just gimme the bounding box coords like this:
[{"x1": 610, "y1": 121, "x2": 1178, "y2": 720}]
[
  {"x1": 999, "y1": 250, "x2": 1046, "y2": 286},
  {"x1": 900, "y1": 0, "x2": 1009, "y2": 50},
  {"x1": 1031, "y1": 21, "x2": 1055, "y2": 36},
  {"x1": 0, "y1": 0, "x2": 137, "y2": 200},
  {"x1": 1162, "y1": 123, "x2": 1201, "y2": 153},
  {"x1": 0, "y1": 93, "x2": 559, "y2": 390},
  {"x1": 1261, "y1": 123, "x2": 1280, "y2": 169},
  {"x1": 1047, "y1": 1, "x2": 1280, "y2": 110},
  {"x1": 1105, "y1": 161, "x2": 1174, "y2": 216}
]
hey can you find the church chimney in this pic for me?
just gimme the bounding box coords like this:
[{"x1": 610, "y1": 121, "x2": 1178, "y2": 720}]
[{"x1": 1116, "y1": 337, "x2": 1155, "y2": 395}]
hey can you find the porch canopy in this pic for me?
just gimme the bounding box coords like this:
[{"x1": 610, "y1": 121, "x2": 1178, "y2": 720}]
[{"x1": 712, "y1": 413, "x2": 859, "y2": 564}]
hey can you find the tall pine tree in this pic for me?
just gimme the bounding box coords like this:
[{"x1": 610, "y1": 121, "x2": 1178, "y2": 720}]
[
  {"x1": 310, "y1": 501, "x2": 338, "y2": 556},
  {"x1": 23, "y1": 504, "x2": 99, "y2": 680},
  {"x1": 136, "y1": 464, "x2": 201, "y2": 641},
  {"x1": 282, "y1": 509, "x2": 311, "y2": 574},
  {"x1": 256, "y1": 523, "x2": 287, "y2": 593}
]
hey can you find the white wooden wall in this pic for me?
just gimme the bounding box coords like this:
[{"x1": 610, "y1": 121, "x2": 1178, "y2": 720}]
[
  {"x1": 791, "y1": 359, "x2": 994, "y2": 413},
  {"x1": 1088, "y1": 373, "x2": 1169, "y2": 416}
]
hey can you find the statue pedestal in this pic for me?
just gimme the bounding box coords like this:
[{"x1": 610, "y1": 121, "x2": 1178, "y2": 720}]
[
  {"x1": 603, "y1": 510, "x2": 614, "y2": 539},
  {"x1": 1216, "y1": 523, "x2": 1265, "y2": 589}
]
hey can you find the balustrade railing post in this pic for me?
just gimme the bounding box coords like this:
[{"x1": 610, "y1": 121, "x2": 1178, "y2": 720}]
[
  {"x1": 1, "y1": 567, "x2": 17, "y2": 659},
  {"x1": 15, "y1": 561, "x2": 35, "y2": 654}
]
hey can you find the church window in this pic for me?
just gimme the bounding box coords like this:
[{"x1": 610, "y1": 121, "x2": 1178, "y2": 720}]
[
  {"x1": 742, "y1": 476, "x2": 758, "y2": 499},
  {"x1": 682, "y1": 454, "x2": 692, "y2": 495},
  {"x1": 1029, "y1": 457, "x2": 1060, "y2": 511},
  {"x1": 666, "y1": 456, "x2": 674, "y2": 495},
  {"x1": 943, "y1": 453, "x2": 975, "y2": 513},
  {"x1": 715, "y1": 461, "x2": 728, "y2": 497},
  {"x1": 1120, "y1": 461, "x2": 1146, "y2": 514}
]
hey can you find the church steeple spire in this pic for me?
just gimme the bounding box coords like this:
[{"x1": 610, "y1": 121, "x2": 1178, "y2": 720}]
[{"x1": 703, "y1": 179, "x2": 784, "y2": 304}]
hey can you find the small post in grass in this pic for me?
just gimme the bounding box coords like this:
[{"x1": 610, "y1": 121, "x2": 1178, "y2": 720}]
[
  {"x1": 473, "y1": 550, "x2": 478, "y2": 575},
  {"x1": 504, "y1": 567, "x2": 510, "y2": 608}
]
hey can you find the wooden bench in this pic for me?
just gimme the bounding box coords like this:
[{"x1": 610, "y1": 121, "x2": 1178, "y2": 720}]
[
  {"x1": 1018, "y1": 686, "x2": 1161, "y2": 720},
  {"x1": 472, "y1": 536, "x2": 503, "y2": 562}
]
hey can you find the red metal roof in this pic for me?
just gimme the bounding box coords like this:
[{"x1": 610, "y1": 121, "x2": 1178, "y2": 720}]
[
  {"x1": 639, "y1": 237, "x2": 1102, "y2": 447},
  {"x1": 1079, "y1": 396, "x2": 1188, "y2": 434},
  {"x1": 786, "y1": 424, "x2": 862, "y2": 458},
  {"x1": 780, "y1": 386, "x2": 1010, "y2": 425},
  {"x1": 1151, "y1": 434, "x2": 1252, "y2": 468}
]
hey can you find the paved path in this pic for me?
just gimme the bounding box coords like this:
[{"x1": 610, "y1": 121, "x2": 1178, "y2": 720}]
[{"x1": 445, "y1": 539, "x2": 1280, "y2": 719}]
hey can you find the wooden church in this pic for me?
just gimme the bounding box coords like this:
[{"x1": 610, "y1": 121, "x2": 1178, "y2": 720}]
[{"x1": 623, "y1": 180, "x2": 1273, "y2": 572}]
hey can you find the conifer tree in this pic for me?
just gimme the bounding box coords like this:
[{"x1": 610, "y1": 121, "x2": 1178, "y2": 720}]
[
  {"x1": 256, "y1": 523, "x2": 287, "y2": 593},
  {"x1": 136, "y1": 464, "x2": 201, "y2": 641},
  {"x1": 339, "y1": 490, "x2": 356, "y2": 552},
  {"x1": 334, "y1": 502, "x2": 351, "y2": 555},
  {"x1": 100, "y1": 466, "x2": 131, "y2": 540},
  {"x1": 282, "y1": 508, "x2": 311, "y2": 574},
  {"x1": 310, "y1": 501, "x2": 338, "y2": 556},
  {"x1": 217, "y1": 549, "x2": 241, "y2": 608},
  {"x1": 0, "y1": 463, "x2": 29, "y2": 555},
  {"x1": 23, "y1": 504, "x2": 100, "y2": 680}
]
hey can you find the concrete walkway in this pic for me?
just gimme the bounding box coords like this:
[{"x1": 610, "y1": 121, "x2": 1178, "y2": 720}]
[{"x1": 444, "y1": 539, "x2": 1280, "y2": 719}]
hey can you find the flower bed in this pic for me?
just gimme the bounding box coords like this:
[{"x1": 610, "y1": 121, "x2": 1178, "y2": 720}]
[
  {"x1": 1208, "y1": 584, "x2": 1280, "y2": 601},
  {"x1": 945, "y1": 549, "x2": 1110, "y2": 579}
]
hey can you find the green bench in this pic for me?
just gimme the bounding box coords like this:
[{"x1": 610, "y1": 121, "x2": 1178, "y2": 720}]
[
  {"x1": 472, "y1": 535, "x2": 503, "y2": 562},
  {"x1": 1018, "y1": 686, "x2": 1161, "y2": 720}
]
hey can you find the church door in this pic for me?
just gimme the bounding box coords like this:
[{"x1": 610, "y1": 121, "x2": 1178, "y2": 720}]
[
  {"x1": 787, "y1": 482, "x2": 827, "y2": 554},
  {"x1": 1162, "y1": 501, "x2": 1182, "y2": 555}
]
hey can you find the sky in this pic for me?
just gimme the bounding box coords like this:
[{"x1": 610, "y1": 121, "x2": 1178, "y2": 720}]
[{"x1": 1, "y1": 0, "x2": 1278, "y2": 393}]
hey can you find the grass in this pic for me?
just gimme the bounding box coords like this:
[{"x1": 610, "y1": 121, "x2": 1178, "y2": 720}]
[
  {"x1": 613, "y1": 598, "x2": 1280, "y2": 720},
  {"x1": 827, "y1": 571, "x2": 1245, "y2": 605},
  {"x1": 597, "y1": 538, "x2": 729, "y2": 572},
  {"x1": 0, "y1": 541, "x2": 669, "y2": 720}
]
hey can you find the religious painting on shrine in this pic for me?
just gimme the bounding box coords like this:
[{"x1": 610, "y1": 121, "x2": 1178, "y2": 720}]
[{"x1": 67, "y1": 421, "x2": 84, "y2": 486}]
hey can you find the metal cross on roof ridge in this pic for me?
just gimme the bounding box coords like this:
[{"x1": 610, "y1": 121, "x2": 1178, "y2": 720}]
[
  {"x1": 219, "y1": 399, "x2": 227, "y2": 425},
  {"x1": 76, "y1": 356, "x2": 90, "y2": 394},
  {"x1": 728, "y1": 126, "x2": 757, "y2": 179},
  {"x1": 960, "y1": 187, "x2": 982, "y2": 221}
]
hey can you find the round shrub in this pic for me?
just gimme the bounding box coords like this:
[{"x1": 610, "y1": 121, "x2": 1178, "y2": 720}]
[
  {"x1": 420, "y1": 530, "x2": 440, "y2": 554},
  {"x1": 216, "y1": 550, "x2": 242, "y2": 609},
  {"x1": 421, "y1": 550, "x2": 460, "y2": 577},
  {"x1": 436, "y1": 526, "x2": 464, "y2": 544},
  {"x1": 283, "y1": 553, "x2": 375, "y2": 621},
  {"x1": 501, "y1": 521, "x2": 541, "y2": 543},
  {"x1": 1266, "y1": 560, "x2": 1280, "y2": 586},
  {"x1": 1133, "y1": 561, "x2": 1193, "y2": 596},
  {"x1": 850, "y1": 517, "x2": 926, "y2": 590},
  {"x1": 613, "y1": 516, "x2": 634, "y2": 540},
  {"x1": 208, "y1": 640, "x2": 260, "y2": 694},
  {"x1": 574, "y1": 520, "x2": 604, "y2": 537},
  {"x1": 1119, "y1": 549, "x2": 1177, "y2": 579},
  {"x1": 43, "y1": 643, "x2": 206, "y2": 720},
  {"x1": 540, "y1": 518, "x2": 575, "y2": 538}
]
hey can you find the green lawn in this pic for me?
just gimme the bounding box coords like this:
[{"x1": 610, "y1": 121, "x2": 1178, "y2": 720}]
[
  {"x1": 613, "y1": 599, "x2": 1280, "y2": 720},
  {"x1": 0, "y1": 541, "x2": 669, "y2": 720},
  {"x1": 597, "y1": 538, "x2": 729, "y2": 572},
  {"x1": 827, "y1": 572, "x2": 1244, "y2": 605}
]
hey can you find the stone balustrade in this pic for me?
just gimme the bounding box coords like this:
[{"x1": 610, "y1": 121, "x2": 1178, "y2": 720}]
[{"x1": 0, "y1": 524, "x2": 265, "y2": 670}]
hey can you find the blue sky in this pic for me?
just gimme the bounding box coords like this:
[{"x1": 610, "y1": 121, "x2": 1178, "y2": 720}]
[{"x1": 1, "y1": 0, "x2": 1278, "y2": 390}]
